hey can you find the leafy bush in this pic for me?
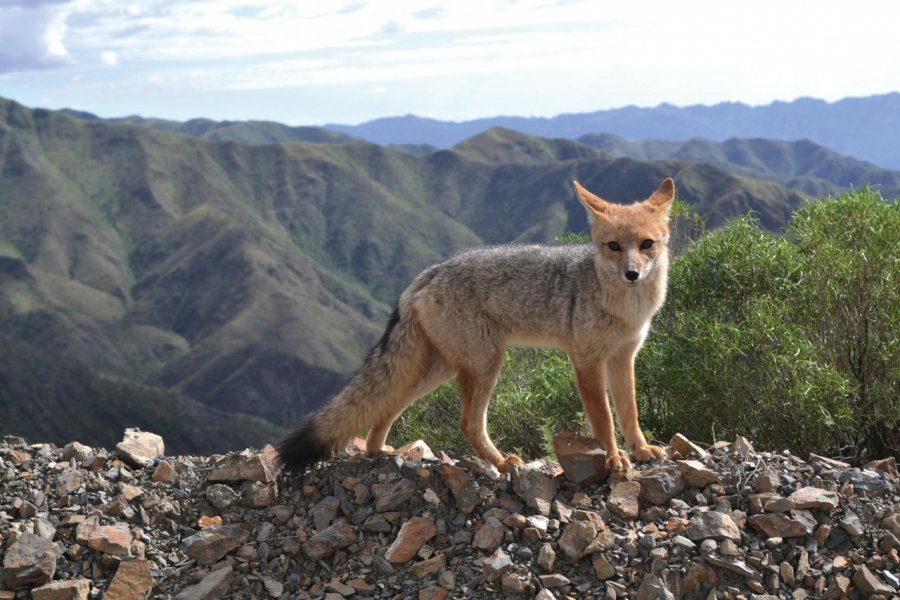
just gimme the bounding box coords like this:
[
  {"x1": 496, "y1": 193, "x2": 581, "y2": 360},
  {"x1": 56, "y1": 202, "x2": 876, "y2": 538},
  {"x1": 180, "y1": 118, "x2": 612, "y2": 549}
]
[{"x1": 640, "y1": 189, "x2": 898, "y2": 459}]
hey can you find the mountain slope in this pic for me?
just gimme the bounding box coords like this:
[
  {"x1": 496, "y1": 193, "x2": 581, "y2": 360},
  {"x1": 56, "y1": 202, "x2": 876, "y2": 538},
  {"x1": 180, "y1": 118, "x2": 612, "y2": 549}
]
[
  {"x1": 0, "y1": 98, "x2": 809, "y2": 447},
  {"x1": 326, "y1": 93, "x2": 900, "y2": 170},
  {"x1": 579, "y1": 134, "x2": 900, "y2": 198}
]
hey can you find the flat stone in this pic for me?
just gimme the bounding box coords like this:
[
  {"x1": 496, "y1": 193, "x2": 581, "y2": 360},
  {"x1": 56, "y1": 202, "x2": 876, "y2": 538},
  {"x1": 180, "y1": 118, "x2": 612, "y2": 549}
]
[
  {"x1": 115, "y1": 428, "x2": 165, "y2": 468},
  {"x1": 371, "y1": 478, "x2": 416, "y2": 512},
  {"x1": 30, "y1": 579, "x2": 91, "y2": 600},
  {"x1": 56, "y1": 468, "x2": 85, "y2": 495},
  {"x1": 105, "y1": 559, "x2": 153, "y2": 600},
  {"x1": 182, "y1": 524, "x2": 251, "y2": 564},
  {"x1": 303, "y1": 521, "x2": 357, "y2": 561},
  {"x1": 764, "y1": 496, "x2": 794, "y2": 513},
  {"x1": 788, "y1": 486, "x2": 839, "y2": 510},
  {"x1": 207, "y1": 446, "x2": 280, "y2": 483},
  {"x1": 635, "y1": 466, "x2": 685, "y2": 504},
  {"x1": 418, "y1": 588, "x2": 448, "y2": 600},
  {"x1": 592, "y1": 554, "x2": 616, "y2": 580},
  {"x1": 473, "y1": 516, "x2": 506, "y2": 550},
  {"x1": 205, "y1": 483, "x2": 241, "y2": 509},
  {"x1": 538, "y1": 573, "x2": 571, "y2": 588},
  {"x1": 411, "y1": 554, "x2": 446, "y2": 579},
  {"x1": 669, "y1": 434, "x2": 708, "y2": 459},
  {"x1": 397, "y1": 439, "x2": 436, "y2": 461},
  {"x1": 607, "y1": 481, "x2": 640, "y2": 520},
  {"x1": 385, "y1": 516, "x2": 436, "y2": 563},
  {"x1": 437, "y1": 465, "x2": 480, "y2": 513},
  {"x1": 637, "y1": 573, "x2": 674, "y2": 600},
  {"x1": 0, "y1": 531, "x2": 58, "y2": 588},
  {"x1": 172, "y1": 565, "x2": 233, "y2": 600},
  {"x1": 676, "y1": 460, "x2": 720, "y2": 488},
  {"x1": 852, "y1": 565, "x2": 894, "y2": 597},
  {"x1": 511, "y1": 465, "x2": 558, "y2": 516},
  {"x1": 748, "y1": 511, "x2": 816, "y2": 538},
  {"x1": 558, "y1": 520, "x2": 598, "y2": 561},
  {"x1": 685, "y1": 511, "x2": 741, "y2": 542},
  {"x1": 553, "y1": 431, "x2": 609, "y2": 484},
  {"x1": 754, "y1": 468, "x2": 781, "y2": 493},
  {"x1": 76, "y1": 518, "x2": 131, "y2": 557}
]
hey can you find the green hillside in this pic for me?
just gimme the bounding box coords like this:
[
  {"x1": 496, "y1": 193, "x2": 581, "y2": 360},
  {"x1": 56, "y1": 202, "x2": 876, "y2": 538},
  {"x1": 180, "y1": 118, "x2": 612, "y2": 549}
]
[{"x1": 0, "y1": 97, "x2": 810, "y2": 449}]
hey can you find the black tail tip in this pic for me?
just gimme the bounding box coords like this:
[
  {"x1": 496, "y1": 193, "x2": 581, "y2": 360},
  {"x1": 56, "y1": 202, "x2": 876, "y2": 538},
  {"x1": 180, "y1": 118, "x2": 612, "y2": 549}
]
[{"x1": 275, "y1": 419, "x2": 331, "y2": 473}]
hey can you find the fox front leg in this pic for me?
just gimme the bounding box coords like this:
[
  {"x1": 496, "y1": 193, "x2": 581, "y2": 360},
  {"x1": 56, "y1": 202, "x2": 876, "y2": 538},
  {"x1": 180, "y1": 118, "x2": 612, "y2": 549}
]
[
  {"x1": 606, "y1": 353, "x2": 667, "y2": 463},
  {"x1": 573, "y1": 361, "x2": 631, "y2": 472}
]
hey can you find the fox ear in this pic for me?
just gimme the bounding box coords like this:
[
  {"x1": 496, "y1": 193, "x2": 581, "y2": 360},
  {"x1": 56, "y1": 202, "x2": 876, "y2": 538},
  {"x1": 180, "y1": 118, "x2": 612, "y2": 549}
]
[
  {"x1": 645, "y1": 178, "x2": 676, "y2": 216},
  {"x1": 573, "y1": 181, "x2": 612, "y2": 220}
]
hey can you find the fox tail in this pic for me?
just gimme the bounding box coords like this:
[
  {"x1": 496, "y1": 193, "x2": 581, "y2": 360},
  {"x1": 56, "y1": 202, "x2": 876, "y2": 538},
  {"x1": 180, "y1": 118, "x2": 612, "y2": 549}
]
[{"x1": 276, "y1": 301, "x2": 431, "y2": 472}]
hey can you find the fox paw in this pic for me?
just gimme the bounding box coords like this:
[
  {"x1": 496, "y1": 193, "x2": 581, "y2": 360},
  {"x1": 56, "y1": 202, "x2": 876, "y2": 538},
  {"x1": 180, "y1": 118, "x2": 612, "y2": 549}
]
[
  {"x1": 607, "y1": 452, "x2": 632, "y2": 473},
  {"x1": 498, "y1": 453, "x2": 525, "y2": 473},
  {"x1": 632, "y1": 444, "x2": 667, "y2": 462}
]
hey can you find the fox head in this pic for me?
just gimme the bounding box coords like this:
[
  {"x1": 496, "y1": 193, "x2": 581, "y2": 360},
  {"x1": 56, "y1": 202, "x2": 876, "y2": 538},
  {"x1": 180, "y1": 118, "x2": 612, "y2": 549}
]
[{"x1": 573, "y1": 178, "x2": 676, "y2": 285}]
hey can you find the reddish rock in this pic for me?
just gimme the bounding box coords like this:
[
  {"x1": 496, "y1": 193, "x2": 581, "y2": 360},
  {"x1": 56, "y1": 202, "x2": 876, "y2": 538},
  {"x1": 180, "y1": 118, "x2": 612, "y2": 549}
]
[
  {"x1": 685, "y1": 511, "x2": 742, "y2": 542},
  {"x1": 385, "y1": 517, "x2": 436, "y2": 563},
  {"x1": 30, "y1": 579, "x2": 90, "y2": 600},
  {"x1": 172, "y1": 565, "x2": 233, "y2": 600},
  {"x1": 397, "y1": 439, "x2": 436, "y2": 461},
  {"x1": 115, "y1": 429, "x2": 164, "y2": 468},
  {"x1": 676, "y1": 459, "x2": 720, "y2": 488},
  {"x1": 669, "y1": 433, "x2": 708, "y2": 459},
  {"x1": 104, "y1": 559, "x2": 153, "y2": 600},
  {"x1": 607, "y1": 481, "x2": 640, "y2": 520},
  {"x1": 553, "y1": 431, "x2": 610, "y2": 484},
  {"x1": 788, "y1": 487, "x2": 840, "y2": 511},
  {"x1": 181, "y1": 524, "x2": 251, "y2": 564},
  {"x1": 852, "y1": 565, "x2": 894, "y2": 597},
  {"x1": 208, "y1": 446, "x2": 280, "y2": 483},
  {"x1": 152, "y1": 459, "x2": 178, "y2": 483},
  {"x1": 482, "y1": 548, "x2": 513, "y2": 582},
  {"x1": 371, "y1": 478, "x2": 416, "y2": 512},
  {"x1": 76, "y1": 518, "x2": 131, "y2": 557},
  {"x1": 511, "y1": 464, "x2": 558, "y2": 516},
  {"x1": 635, "y1": 466, "x2": 685, "y2": 504},
  {"x1": 472, "y1": 516, "x2": 506, "y2": 550},
  {"x1": 558, "y1": 520, "x2": 599, "y2": 560},
  {"x1": 418, "y1": 588, "x2": 448, "y2": 600},
  {"x1": 303, "y1": 522, "x2": 357, "y2": 561},
  {"x1": 437, "y1": 465, "x2": 480, "y2": 513},
  {"x1": 748, "y1": 511, "x2": 816, "y2": 538},
  {"x1": 0, "y1": 531, "x2": 58, "y2": 588}
]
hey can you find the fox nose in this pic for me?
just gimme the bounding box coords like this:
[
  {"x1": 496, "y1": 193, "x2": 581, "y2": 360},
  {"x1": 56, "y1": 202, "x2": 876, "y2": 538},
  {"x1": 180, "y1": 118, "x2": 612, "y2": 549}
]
[{"x1": 624, "y1": 270, "x2": 640, "y2": 282}]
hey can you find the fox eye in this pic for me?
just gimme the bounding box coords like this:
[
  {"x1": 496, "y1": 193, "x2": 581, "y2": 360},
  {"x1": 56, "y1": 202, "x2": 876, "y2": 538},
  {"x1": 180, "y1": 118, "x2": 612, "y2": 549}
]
[
  {"x1": 640, "y1": 239, "x2": 654, "y2": 250},
  {"x1": 607, "y1": 241, "x2": 621, "y2": 252}
]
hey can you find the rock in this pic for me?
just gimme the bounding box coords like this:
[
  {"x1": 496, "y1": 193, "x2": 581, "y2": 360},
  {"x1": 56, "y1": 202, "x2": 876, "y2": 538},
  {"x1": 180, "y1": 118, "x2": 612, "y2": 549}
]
[
  {"x1": 205, "y1": 483, "x2": 241, "y2": 509},
  {"x1": 852, "y1": 565, "x2": 894, "y2": 597},
  {"x1": 635, "y1": 465, "x2": 685, "y2": 504},
  {"x1": 411, "y1": 554, "x2": 446, "y2": 579},
  {"x1": 733, "y1": 435, "x2": 754, "y2": 457},
  {"x1": 823, "y1": 575, "x2": 851, "y2": 599},
  {"x1": 181, "y1": 524, "x2": 251, "y2": 564},
  {"x1": 685, "y1": 511, "x2": 742, "y2": 542},
  {"x1": 754, "y1": 468, "x2": 781, "y2": 493},
  {"x1": 303, "y1": 521, "x2": 357, "y2": 561},
  {"x1": 371, "y1": 478, "x2": 416, "y2": 512},
  {"x1": 669, "y1": 433, "x2": 708, "y2": 458},
  {"x1": 418, "y1": 587, "x2": 448, "y2": 600},
  {"x1": 482, "y1": 548, "x2": 513, "y2": 582},
  {"x1": 172, "y1": 566, "x2": 233, "y2": 600},
  {"x1": 882, "y1": 513, "x2": 900, "y2": 536},
  {"x1": 30, "y1": 579, "x2": 91, "y2": 600},
  {"x1": 788, "y1": 486, "x2": 840, "y2": 510},
  {"x1": 385, "y1": 516, "x2": 436, "y2": 563},
  {"x1": 472, "y1": 516, "x2": 505, "y2": 550},
  {"x1": 437, "y1": 465, "x2": 480, "y2": 513},
  {"x1": 115, "y1": 428, "x2": 164, "y2": 467},
  {"x1": 396, "y1": 439, "x2": 436, "y2": 461},
  {"x1": 553, "y1": 431, "x2": 609, "y2": 484},
  {"x1": 104, "y1": 559, "x2": 154, "y2": 600},
  {"x1": 558, "y1": 520, "x2": 598, "y2": 560},
  {"x1": 208, "y1": 446, "x2": 280, "y2": 483},
  {"x1": 152, "y1": 459, "x2": 179, "y2": 483},
  {"x1": 592, "y1": 554, "x2": 616, "y2": 580},
  {"x1": 637, "y1": 573, "x2": 674, "y2": 600},
  {"x1": 56, "y1": 467, "x2": 85, "y2": 495},
  {"x1": 0, "y1": 531, "x2": 58, "y2": 588},
  {"x1": 501, "y1": 568, "x2": 531, "y2": 593},
  {"x1": 865, "y1": 456, "x2": 898, "y2": 477},
  {"x1": 607, "y1": 480, "x2": 641, "y2": 520},
  {"x1": 748, "y1": 511, "x2": 816, "y2": 538},
  {"x1": 538, "y1": 573, "x2": 571, "y2": 588},
  {"x1": 537, "y1": 543, "x2": 556, "y2": 572},
  {"x1": 511, "y1": 464, "x2": 558, "y2": 516},
  {"x1": 75, "y1": 518, "x2": 132, "y2": 556},
  {"x1": 677, "y1": 459, "x2": 720, "y2": 488},
  {"x1": 241, "y1": 480, "x2": 277, "y2": 507}
]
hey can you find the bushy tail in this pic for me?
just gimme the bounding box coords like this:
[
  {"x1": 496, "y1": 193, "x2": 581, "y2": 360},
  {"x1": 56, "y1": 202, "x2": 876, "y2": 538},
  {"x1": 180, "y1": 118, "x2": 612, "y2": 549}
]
[{"x1": 276, "y1": 303, "x2": 429, "y2": 472}]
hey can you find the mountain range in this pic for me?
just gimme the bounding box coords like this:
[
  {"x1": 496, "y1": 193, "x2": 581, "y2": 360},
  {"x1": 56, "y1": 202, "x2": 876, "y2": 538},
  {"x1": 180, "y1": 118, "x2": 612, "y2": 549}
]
[
  {"x1": 2, "y1": 95, "x2": 897, "y2": 454},
  {"x1": 325, "y1": 94, "x2": 900, "y2": 171}
]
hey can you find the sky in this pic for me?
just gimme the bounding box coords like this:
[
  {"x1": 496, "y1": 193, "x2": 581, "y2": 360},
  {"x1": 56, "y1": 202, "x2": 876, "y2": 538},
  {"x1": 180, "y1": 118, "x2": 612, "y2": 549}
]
[{"x1": 0, "y1": 0, "x2": 897, "y2": 126}]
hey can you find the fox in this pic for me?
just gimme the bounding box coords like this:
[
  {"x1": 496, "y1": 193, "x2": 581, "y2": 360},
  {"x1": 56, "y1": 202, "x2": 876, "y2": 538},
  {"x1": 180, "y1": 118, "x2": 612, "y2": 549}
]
[{"x1": 277, "y1": 177, "x2": 675, "y2": 474}]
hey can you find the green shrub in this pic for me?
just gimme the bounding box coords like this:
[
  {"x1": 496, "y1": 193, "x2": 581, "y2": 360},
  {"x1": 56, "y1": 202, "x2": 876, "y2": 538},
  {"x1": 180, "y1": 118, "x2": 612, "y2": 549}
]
[{"x1": 640, "y1": 189, "x2": 898, "y2": 459}]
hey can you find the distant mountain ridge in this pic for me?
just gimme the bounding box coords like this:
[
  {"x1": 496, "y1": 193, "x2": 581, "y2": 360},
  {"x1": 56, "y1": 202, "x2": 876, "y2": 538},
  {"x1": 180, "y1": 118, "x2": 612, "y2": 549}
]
[
  {"x1": 324, "y1": 93, "x2": 900, "y2": 170},
  {"x1": 0, "y1": 95, "x2": 887, "y2": 452}
]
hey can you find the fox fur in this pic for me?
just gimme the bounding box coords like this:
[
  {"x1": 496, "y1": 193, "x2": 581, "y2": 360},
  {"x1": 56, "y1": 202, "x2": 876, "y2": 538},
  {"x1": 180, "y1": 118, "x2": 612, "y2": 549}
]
[{"x1": 277, "y1": 178, "x2": 676, "y2": 473}]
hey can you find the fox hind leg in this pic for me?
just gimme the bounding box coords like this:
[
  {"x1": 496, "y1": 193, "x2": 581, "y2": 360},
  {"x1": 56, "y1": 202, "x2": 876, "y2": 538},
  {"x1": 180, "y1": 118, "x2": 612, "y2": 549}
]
[
  {"x1": 457, "y1": 358, "x2": 523, "y2": 473},
  {"x1": 365, "y1": 353, "x2": 454, "y2": 456}
]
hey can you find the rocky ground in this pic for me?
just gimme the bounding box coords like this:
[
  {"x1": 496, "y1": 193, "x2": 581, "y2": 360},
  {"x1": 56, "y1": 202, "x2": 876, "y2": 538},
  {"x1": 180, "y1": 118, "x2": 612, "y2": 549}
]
[{"x1": 0, "y1": 428, "x2": 898, "y2": 600}]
